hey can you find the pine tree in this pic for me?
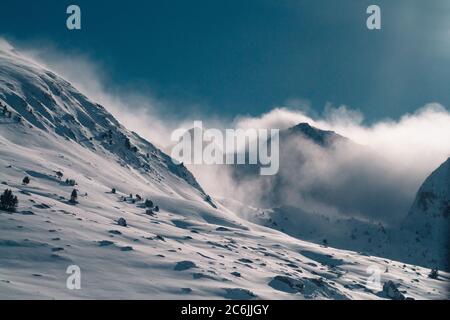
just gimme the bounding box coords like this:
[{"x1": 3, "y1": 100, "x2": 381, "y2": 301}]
[
  {"x1": 144, "y1": 199, "x2": 154, "y2": 208},
  {"x1": 70, "y1": 189, "x2": 78, "y2": 204},
  {"x1": 22, "y1": 176, "x2": 30, "y2": 185},
  {"x1": 429, "y1": 268, "x2": 439, "y2": 279},
  {"x1": 0, "y1": 189, "x2": 18, "y2": 212}
]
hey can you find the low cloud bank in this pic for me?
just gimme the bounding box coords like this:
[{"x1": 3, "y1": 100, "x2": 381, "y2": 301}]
[
  {"x1": 200, "y1": 105, "x2": 450, "y2": 223},
  {"x1": 234, "y1": 104, "x2": 450, "y2": 186}
]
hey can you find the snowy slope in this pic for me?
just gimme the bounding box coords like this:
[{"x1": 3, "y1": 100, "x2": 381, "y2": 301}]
[
  {"x1": 0, "y1": 42, "x2": 449, "y2": 300},
  {"x1": 222, "y1": 198, "x2": 450, "y2": 272}
]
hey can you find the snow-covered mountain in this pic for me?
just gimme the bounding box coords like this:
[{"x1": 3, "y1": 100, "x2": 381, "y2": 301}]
[
  {"x1": 0, "y1": 42, "x2": 448, "y2": 299},
  {"x1": 0, "y1": 43, "x2": 207, "y2": 201},
  {"x1": 402, "y1": 158, "x2": 449, "y2": 270},
  {"x1": 407, "y1": 158, "x2": 449, "y2": 221}
]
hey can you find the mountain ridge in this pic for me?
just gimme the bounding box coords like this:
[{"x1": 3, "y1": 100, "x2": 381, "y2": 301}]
[{"x1": 0, "y1": 44, "x2": 207, "y2": 201}]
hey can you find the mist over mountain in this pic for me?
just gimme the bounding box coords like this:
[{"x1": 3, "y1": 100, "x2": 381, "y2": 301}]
[{"x1": 218, "y1": 122, "x2": 417, "y2": 224}]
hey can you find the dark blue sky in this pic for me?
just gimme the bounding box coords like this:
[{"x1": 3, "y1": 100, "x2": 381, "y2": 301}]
[{"x1": 1, "y1": 0, "x2": 450, "y2": 122}]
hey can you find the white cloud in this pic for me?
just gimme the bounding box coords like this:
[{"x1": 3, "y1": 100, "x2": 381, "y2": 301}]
[
  {"x1": 233, "y1": 103, "x2": 450, "y2": 179},
  {"x1": 214, "y1": 103, "x2": 450, "y2": 223}
]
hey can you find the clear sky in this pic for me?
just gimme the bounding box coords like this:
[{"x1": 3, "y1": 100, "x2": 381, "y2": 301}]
[{"x1": 1, "y1": 0, "x2": 450, "y2": 122}]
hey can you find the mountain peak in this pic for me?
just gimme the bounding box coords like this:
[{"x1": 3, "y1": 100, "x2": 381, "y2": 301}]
[
  {"x1": 0, "y1": 46, "x2": 207, "y2": 199},
  {"x1": 284, "y1": 122, "x2": 345, "y2": 146}
]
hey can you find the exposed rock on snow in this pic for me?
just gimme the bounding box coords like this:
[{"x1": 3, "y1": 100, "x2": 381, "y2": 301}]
[
  {"x1": 174, "y1": 261, "x2": 196, "y2": 271},
  {"x1": 117, "y1": 218, "x2": 127, "y2": 227},
  {"x1": 269, "y1": 275, "x2": 349, "y2": 300},
  {"x1": 381, "y1": 281, "x2": 405, "y2": 300},
  {"x1": 223, "y1": 288, "x2": 257, "y2": 300}
]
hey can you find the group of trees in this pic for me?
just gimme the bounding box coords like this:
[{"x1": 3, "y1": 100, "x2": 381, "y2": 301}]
[
  {"x1": 145, "y1": 198, "x2": 159, "y2": 211},
  {"x1": 429, "y1": 268, "x2": 439, "y2": 279},
  {"x1": 1, "y1": 172, "x2": 77, "y2": 212},
  {"x1": 1, "y1": 174, "x2": 160, "y2": 221},
  {"x1": 0, "y1": 177, "x2": 29, "y2": 212},
  {"x1": 1, "y1": 187, "x2": 77, "y2": 210},
  {"x1": 53, "y1": 172, "x2": 78, "y2": 204},
  {"x1": 65, "y1": 179, "x2": 76, "y2": 186},
  {"x1": 54, "y1": 169, "x2": 75, "y2": 186},
  {"x1": 1, "y1": 166, "x2": 163, "y2": 229},
  {"x1": 145, "y1": 198, "x2": 159, "y2": 215},
  {"x1": 115, "y1": 191, "x2": 159, "y2": 214}
]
